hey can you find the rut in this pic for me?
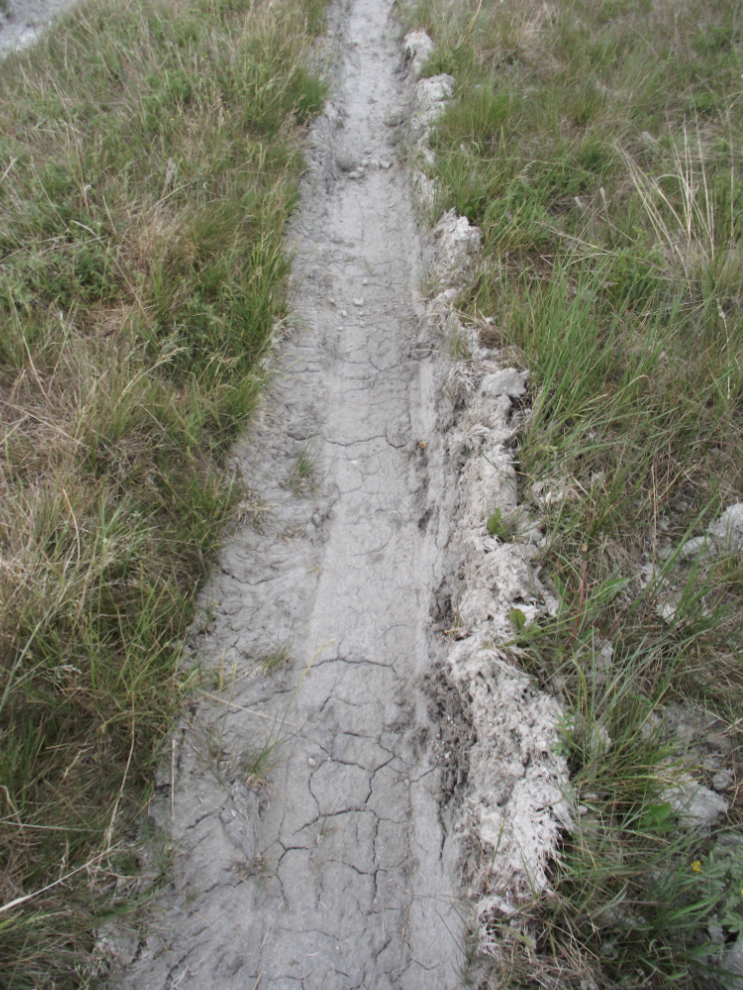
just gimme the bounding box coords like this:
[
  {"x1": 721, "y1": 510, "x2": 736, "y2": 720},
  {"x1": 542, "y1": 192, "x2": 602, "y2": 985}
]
[{"x1": 122, "y1": 1, "x2": 464, "y2": 987}]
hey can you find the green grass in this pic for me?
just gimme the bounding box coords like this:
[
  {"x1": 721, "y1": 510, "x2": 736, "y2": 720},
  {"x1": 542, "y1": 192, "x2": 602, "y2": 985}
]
[
  {"x1": 0, "y1": 0, "x2": 327, "y2": 985},
  {"x1": 283, "y1": 443, "x2": 319, "y2": 495},
  {"x1": 405, "y1": 0, "x2": 743, "y2": 985}
]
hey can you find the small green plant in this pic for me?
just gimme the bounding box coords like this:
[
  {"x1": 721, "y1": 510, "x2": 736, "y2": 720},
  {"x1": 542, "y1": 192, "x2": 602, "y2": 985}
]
[
  {"x1": 508, "y1": 606, "x2": 526, "y2": 632},
  {"x1": 448, "y1": 321, "x2": 472, "y2": 361},
  {"x1": 258, "y1": 639, "x2": 293, "y2": 674},
  {"x1": 237, "y1": 735, "x2": 284, "y2": 789},
  {"x1": 486, "y1": 507, "x2": 519, "y2": 540},
  {"x1": 285, "y1": 445, "x2": 318, "y2": 495}
]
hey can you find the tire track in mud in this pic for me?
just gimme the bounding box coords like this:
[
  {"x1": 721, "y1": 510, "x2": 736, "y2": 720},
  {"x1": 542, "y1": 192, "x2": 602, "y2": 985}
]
[{"x1": 123, "y1": 2, "x2": 464, "y2": 987}]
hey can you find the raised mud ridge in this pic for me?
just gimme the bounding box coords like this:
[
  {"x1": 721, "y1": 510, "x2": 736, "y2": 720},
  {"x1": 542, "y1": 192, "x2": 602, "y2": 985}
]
[{"x1": 121, "y1": 2, "x2": 464, "y2": 987}]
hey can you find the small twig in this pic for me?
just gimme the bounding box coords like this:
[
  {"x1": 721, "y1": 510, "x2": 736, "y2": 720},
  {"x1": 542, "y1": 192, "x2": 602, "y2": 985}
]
[
  {"x1": 102, "y1": 720, "x2": 135, "y2": 859},
  {"x1": 61, "y1": 487, "x2": 81, "y2": 568},
  {"x1": 0, "y1": 819, "x2": 88, "y2": 832},
  {"x1": 0, "y1": 845, "x2": 120, "y2": 915},
  {"x1": 575, "y1": 558, "x2": 588, "y2": 634},
  {"x1": 0, "y1": 785, "x2": 23, "y2": 834},
  {"x1": 170, "y1": 737, "x2": 176, "y2": 822},
  {"x1": 197, "y1": 691, "x2": 299, "y2": 729},
  {"x1": 0, "y1": 399, "x2": 83, "y2": 445},
  {"x1": 0, "y1": 157, "x2": 17, "y2": 184},
  {"x1": 565, "y1": 551, "x2": 589, "y2": 647},
  {"x1": 20, "y1": 331, "x2": 48, "y2": 402},
  {"x1": 464, "y1": 0, "x2": 483, "y2": 49}
]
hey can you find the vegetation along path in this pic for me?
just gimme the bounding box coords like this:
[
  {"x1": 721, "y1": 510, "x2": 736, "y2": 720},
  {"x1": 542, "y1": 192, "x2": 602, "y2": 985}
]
[{"x1": 124, "y1": 1, "x2": 463, "y2": 986}]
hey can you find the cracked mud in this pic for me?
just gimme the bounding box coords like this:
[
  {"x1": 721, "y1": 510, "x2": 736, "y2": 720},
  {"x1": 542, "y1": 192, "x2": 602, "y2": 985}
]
[{"x1": 121, "y1": 2, "x2": 464, "y2": 987}]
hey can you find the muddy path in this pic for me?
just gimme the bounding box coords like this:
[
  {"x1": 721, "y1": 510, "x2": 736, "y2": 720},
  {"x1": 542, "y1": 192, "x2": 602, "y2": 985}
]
[{"x1": 120, "y1": 2, "x2": 464, "y2": 987}]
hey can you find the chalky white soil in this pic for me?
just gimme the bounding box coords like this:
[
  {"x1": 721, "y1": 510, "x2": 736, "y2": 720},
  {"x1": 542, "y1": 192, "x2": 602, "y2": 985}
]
[{"x1": 0, "y1": 0, "x2": 74, "y2": 55}]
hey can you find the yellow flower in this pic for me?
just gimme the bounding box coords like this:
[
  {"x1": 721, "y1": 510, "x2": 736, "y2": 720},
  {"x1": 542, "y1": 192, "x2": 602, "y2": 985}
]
[{"x1": 691, "y1": 861, "x2": 702, "y2": 873}]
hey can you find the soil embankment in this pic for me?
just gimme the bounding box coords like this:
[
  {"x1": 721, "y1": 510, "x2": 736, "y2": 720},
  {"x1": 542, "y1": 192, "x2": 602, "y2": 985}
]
[{"x1": 121, "y1": 1, "x2": 463, "y2": 986}]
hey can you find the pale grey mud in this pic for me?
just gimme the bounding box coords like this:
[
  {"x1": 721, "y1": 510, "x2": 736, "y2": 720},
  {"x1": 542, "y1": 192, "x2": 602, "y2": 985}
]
[
  {"x1": 0, "y1": 0, "x2": 75, "y2": 55},
  {"x1": 120, "y1": 2, "x2": 464, "y2": 987}
]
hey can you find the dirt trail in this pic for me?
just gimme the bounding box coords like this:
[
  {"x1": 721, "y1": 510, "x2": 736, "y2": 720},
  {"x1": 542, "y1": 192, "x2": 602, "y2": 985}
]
[{"x1": 122, "y1": 2, "x2": 463, "y2": 987}]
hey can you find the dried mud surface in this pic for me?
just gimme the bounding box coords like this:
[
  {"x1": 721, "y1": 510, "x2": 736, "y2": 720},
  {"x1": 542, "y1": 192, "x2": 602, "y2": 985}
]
[{"x1": 117, "y1": 2, "x2": 466, "y2": 988}]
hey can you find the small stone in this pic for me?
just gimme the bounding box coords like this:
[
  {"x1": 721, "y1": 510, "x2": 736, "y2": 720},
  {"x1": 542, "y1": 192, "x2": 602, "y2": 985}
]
[
  {"x1": 404, "y1": 30, "x2": 435, "y2": 78},
  {"x1": 379, "y1": 160, "x2": 392, "y2": 169},
  {"x1": 710, "y1": 503, "x2": 743, "y2": 550},
  {"x1": 308, "y1": 757, "x2": 318, "y2": 768},
  {"x1": 709, "y1": 733, "x2": 734, "y2": 753},
  {"x1": 341, "y1": 310, "x2": 347, "y2": 317},
  {"x1": 336, "y1": 153, "x2": 357, "y2": 172},
  {"x1": 676, "y1": 536, "x2": 710, "y2": 560},
  {"x1": 709, "y1": 923, "x2": 725, "y2": 945},
  {"x1": 712, "y1": 770, "x2": 733, "y2": 792},
  {"x1": 353, "y1": 298, "x2": 364, "y2": 306},
  {"x1": 362, "y1": 278, "x2": 368, "y2": 285},
  {"x1": 663, "y1": 777, "x2": 728, "y2": 827}
]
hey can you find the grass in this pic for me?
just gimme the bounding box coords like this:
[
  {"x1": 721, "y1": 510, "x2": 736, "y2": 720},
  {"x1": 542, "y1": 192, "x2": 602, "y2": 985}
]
[
  {"x1": 404, "y1": 0, "x2": 743, "y2": 985},
  {"x1": 284, "y1": 443, "x2": 318, "y2": 495},
  {"x1": 259, "y1": 639, "x2": 293, "y2": 674},
  {"x1": 0, "y1": 0, "x2": 328, "y2": 985}
]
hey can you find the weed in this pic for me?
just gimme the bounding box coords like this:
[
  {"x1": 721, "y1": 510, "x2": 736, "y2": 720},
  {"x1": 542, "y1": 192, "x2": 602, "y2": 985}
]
[
  {"x1": 284, "y1": 444, "x2": 318, "y2": 496},
  {"x1": 486, "y1": 507, "x2": 518, "y2": 541},
  {"x1": 236, "y1": 735, "x2": 284, "y2": 789},
  {"x1": 448, "y1": 321, "x2": 472, "y2": 361},
  {"x1": 258, "y1": 639, "x2": 293, "y2": 674}
]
